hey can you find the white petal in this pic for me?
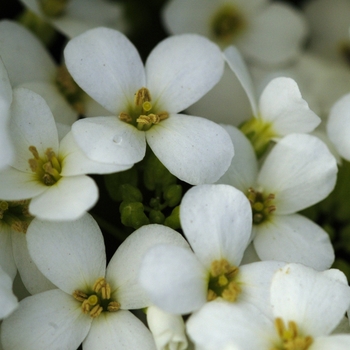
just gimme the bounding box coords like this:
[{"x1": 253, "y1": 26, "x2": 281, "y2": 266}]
[
  {"x1": 12, "y1": 230, "x2": 56, "y2": 295},
  {"x1": 223, "y1": 46, "x2": 258, "y2": 116},
  {"x1": 0, "y1": 57, "x2": 12, "y2": 112},
  {"x1": 146, "y1": 114, "x2": 234, "y2": 185},
  {"x1": 0, "y1": 20, "x2": 56, "y2": 85},
  {"x1": 59, "y1": 132, "x2": 133, "y2": 176},
  {"x1": 29, "y1": 175, "x2": 98, "y2": 221},
  {"x1": 311, "y1": 335, "x2": 350, "y2": 350},
  {"x1": 64, "y1": 27, "x2": 145, "y2": 113},
  {"x1": 327, "y1": 93, "x2": 350, "y2": 161},
  {"x1": 180, "y1": 184, "x2": 252, "y2": 269},
  {"x1": 239, "y1": 3, "x2": 307, "y2": 65},
  {"x1": 258, "y1": 77, "x2": 320, "y2": 135},
  {"x1": 216, "y1": 125, "x2": 258, "y2": 193},
  {"x1": 1, "y1": 289, "x2": 91, "y2": 350},
  {"x1": 84, "y1": 310, "x2": 156, "y2": 350},
  {"x1": 146, "y1": 34, "x2": 224, "y2": 113},
  {"x1": 253, "y1": 214, "x2": 334, "y2": 270},
  {"x1": 0, "y1": 225, "x2": 16, "y2": 280},
  {"x1": 258, "y1": 134, "x2": 337, "y2": 214},
  {"x1": 26, "y1": 214, "x2": 106, "y2": 294},
  {"x1": 10, "y1": 88, "x2": 59, "y2": 172},
  {"x1": 139, "y1": 244, "x2": 207, "y2": 314},
  {"x1": 187, "y1": 301, "x2": 273, "y2": 350},
  {"x1": 147, "y1": 305, "x2": 188, "y2": 350},
  {"x1": 107, "y1": 224, "x2": 190, "y2": 310},
  {"x1": 18, "y1": 81, "x2": 78, "y2": 126},
  {"x1": 0, "y1": 167, "x2": 46, "y2": 200},
  {"x1": 271, "y1": 263, "x2": 350, "y2": 337},
  {"x1": 71, "y1": 116, "x2": 146, "y2": 165},
  {"x1": 0, "y1": 265, "x2": 18, "y2": 319}
]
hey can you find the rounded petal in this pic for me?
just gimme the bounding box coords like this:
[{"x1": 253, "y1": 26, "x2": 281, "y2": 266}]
[
  {"x1": 1, "y1": 289, "x2": 91, "y2": 350},
  {"x1": 271, "y1": 263, "x2": 350, "y2": 337},
  {"x1": 107, "y1": 224, "x2": 190, "y2": 310},
  {"x1": 327, "y1": 93, "x2": 350, "y2": 161},
  {"x1": 0, "y1": 265, "x2": 18, "y2": 319},
  {"x1": 139, "y1": 244, "x2": 207, "y2": 314},
  {"x1": 26, "y1": 214, "x2": 106, "y2": 294},
  {"x1": 146, "y1": 114, "x2": 234, "y2": 185},
  {"x1": 180, "y1": 184, "x2": 252, "y2": 268},
  {"x1": 84, "y1": 310, "x2": 156, "y2": 350},
  {"x1": 12, "y1": 230, "x2": 56, "y2": 295},
  {"x1": 0, "y1": 20, "x2": 56, "y2": 85},
  {"x1": 146, "y1": 34, "x2": 224, "y2": 113},
  {"x1": 253, "y1": 214, "x2": 334, "y2": 270},
  {"x1": 64, "y1": 27, "x2": 145, "y2": 114},
  {"x1": 258, "y1": 77, "x2": 320, "y2": 136},
  {"x1": 71, "y1": 116, "x2": 146, "y2": 165},
  {"x1": 59, "y1": 132, "x2": 133, "y2": 176},
  {"x1": 0, "y1": 225, "x2": 16, "y2": 280},
  {"x1": 216, "y1": 125, "x2": 258, "y2": 192},
  {"x1": 10, "y1": 88, "x2": 59, "y2": 172},
  {"x1": 258, "y1": 134, "x2": 337, "y2": 214},
  {"x1": 29, "y1": 175, "x2": 98, "y2": 221},
  {"x1": 223, "y1": 46, "x2": 258, "y2": 116},
  {"x1": 311, "y1": 335, "x2": 350, "y2": 350}
]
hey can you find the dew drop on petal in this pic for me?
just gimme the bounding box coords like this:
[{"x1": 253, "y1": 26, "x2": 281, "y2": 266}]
[{"x1": 113, "y1": 135, "x2": 123, "y2": 145}]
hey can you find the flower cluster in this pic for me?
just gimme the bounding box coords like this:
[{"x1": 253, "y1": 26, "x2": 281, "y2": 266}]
[{"x1": 1, "y1": 0, "x2": 350, "y2": 349}]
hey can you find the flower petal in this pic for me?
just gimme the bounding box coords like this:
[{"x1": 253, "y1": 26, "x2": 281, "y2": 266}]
[
  {"x1": 64, "y1": 27, "x2": 145, "y2": 114},
  {"x1": 311, "y1": 335, "x2": 350, "y2": 350},
  {"x1": 223, "y1": 46, "x2": 258, "y2": 116},
  {"x1": 180, "y1": 184, "x2": 252, "y2": 269},
  {"x1": 26, "y1": 214, "x2": 106, "y2": 294},
  {"x1": 107, "y1": 224, "x2": 190, "y2": 310},
  {"x1": 258, "y1": 77, "x2": 320, "y2": 136},
  {"x1": 1, "y1": 289, "x2": 91, "y2": 350},
  {"x1": 146, "y1": 34, "x2": 224, "y2": 113},
  {"x1": 71, "y1": 116, "x2": 146, "y2": 165},
  {"x1": 258, "y1": 134, "x2": 337, "y2": 214},
  {"x1": 270, "y1": 263, "x2": 350, "y2": 337},
  {"x1": 29, "y1": 175, "x2": 98, "y2": 221},
  {"x1": 253, "y1": 214, "x2": 334, "y2": 270},
  {"x1": 0, "y1": 225, "x2": 16, "y2": 280},
  {"x1": 146, "y1": 114, "x2": 233, "y2": 185},
  {"x1": 139, "y1": 244, "x2": 207, "y2": 314},
  {"x1": 0, "y1": 265, "x2": 18, "y2": 320}
]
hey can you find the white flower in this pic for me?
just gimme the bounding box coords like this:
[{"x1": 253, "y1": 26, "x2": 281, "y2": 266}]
[
  {"x1": 19, "y1": 0, "x2": 127, "y2": 38},
  {"x1": 217, "y1": 126, "x2": 337, "y2": 270},
  {"x1": 1, "y1": 215, "x2": 187, "y2": 349},
  {"x1": 0, "y1": 87, "x2": 131, "y2": 221},
  {"x1": 64, "y1": 27, "x2": 233, "y2": 185},
  {"x1": 139, "y1": 184, "x2": 284, "y2": 316},
  {"x1": 0, "y1": 265, "x2": 18, "y2": 320},
  {"x1": 162, "y1": 0, "x2": 307, "y2": 66},
  {"x1": 327, "y1": 93, "x2": 350, "y2": 161},
  {"x1": 147, "y1": 305, "x2": 188, "y2": 350},
  {"x1": 187, "y1": 264, "x2": 350, "y2": 350}
]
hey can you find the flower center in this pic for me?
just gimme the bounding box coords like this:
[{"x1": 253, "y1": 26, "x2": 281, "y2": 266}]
[
  {"x1": 271, "y1": 318, "x2": 313, "y2": 350},
  {"x1": 210, "y1": 5, "x2": 246, "y2": 43},
  {"x1": 56, "y1": 65, "x2": 85, "y2": 114},
  {"x1": 73, "y1": 277, "x2": 120, "y2": 318},
  {"x1": 119, "y1": 87, "x2": 168, "y2": 131},
  {"x1": 38, "y1": 0, "x2": 69, "y2": 17},
  {"x1": 247, "y1": 187, "x2": 276, "y2": 225},
  {"x1": 0, "y1": 200, "x2": 33, "y2": 233},
  {"x1": 28, "y1": 146, "x2": 62, "y2": 186},
  {"x1": 207, "y1": 259, "x2": 241, "y2": 302}
]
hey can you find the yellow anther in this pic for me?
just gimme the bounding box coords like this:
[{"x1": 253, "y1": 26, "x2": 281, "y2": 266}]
[
  {"x1": 90, "y1": 304, "x2": 103, "y2": 318},
  {"x1": 119, "y1": 112, "x2": 132, "y2": 123},
  {"x1": 247, "y1": 187, "x2": 276, "y2": 225},
  {"x1": 134, "y1": 87, "x2": 151, "y2": 106},
  {"x1": 107, "y1": 301, "x2": 121, "y2": 312},
  {"x1": 221, "y1": 281, "x2": 241, "y2": 302},
  {"x1": 73, "y1": 290, "x2": 88, "y2": 302},
  {"x1": 218, "y1": 275, "x2": 228, "y2": 286},
  {"x1": 29, "y1": 146, "x2": 40, "y2": 159},
  {"x1": 93, "y1": 277, "x2": 111, "y2": 300},
  {"x1": 207, "y1": 289, "x2": 217, "y2": 301}
]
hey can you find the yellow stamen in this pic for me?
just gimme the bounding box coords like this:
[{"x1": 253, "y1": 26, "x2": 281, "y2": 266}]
[
  {"x1": 134, "y1": 87, "x2": 151, "y2": 106},
  {"x1": 247, "y1": 188, "x2": 276, "y2": 225}
]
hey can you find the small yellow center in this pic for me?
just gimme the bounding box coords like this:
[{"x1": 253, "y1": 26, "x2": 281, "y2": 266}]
[
  {"x1": 207, "y1": 259, "x2": 241, "y2": 302},
  {"x1": 56, "y1": 65, "x2": 85, "y2": 114},
  {"x1": 28, "y1": 146, "x2": 62, "y2": 186},
  {"x1": 0, "y1": 200, "x2": 33, "y2": 233},
  {"x1": 119, "y1": 87, "x2": 168, "y2": 131},
  {"x1": 73, "y1": 277, "x2": 120, "y2": 318},
  {"x1": 38, "y1": 0, "x2": 69, "y2": 17},
  {"x1": 247, "y1": 187, "x2": 276, "y2": 225},
  {"x1": 210, "y1": 5, "x2": 246, "y2": 43},
  {"x1": 271, "y1": 318, "x2": 313, "y2": 350}
]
